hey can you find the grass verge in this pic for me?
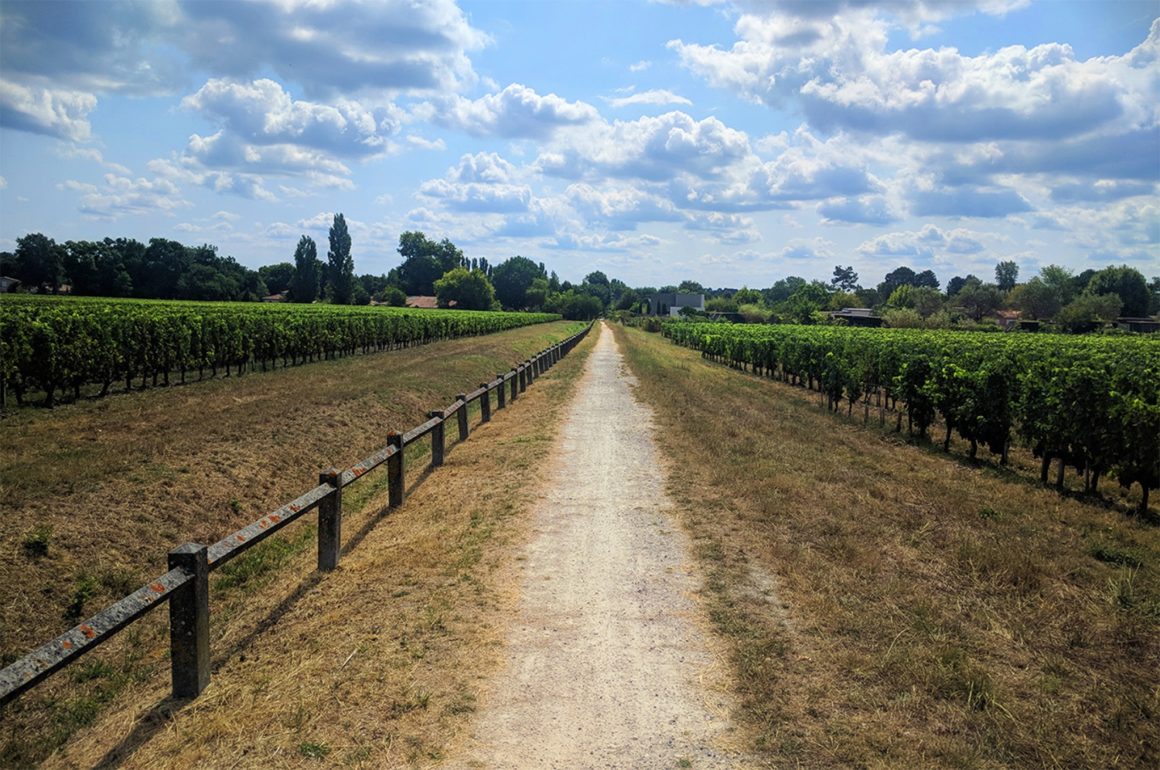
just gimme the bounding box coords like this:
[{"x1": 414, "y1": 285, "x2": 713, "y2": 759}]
[
  {"x1": 614, "y1": 323, "x2": 1158, "y2": 769},
  {"x1": 0, "y1": 320, "x2": 588, "y2": 768}
]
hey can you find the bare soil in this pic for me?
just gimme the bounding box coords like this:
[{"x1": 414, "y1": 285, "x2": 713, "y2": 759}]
[{"x1": 445, "y1": 323, "x2": 753, "y2": 769}]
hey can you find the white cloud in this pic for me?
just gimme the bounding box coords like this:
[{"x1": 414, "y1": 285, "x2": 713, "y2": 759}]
[
  {"x1": 670, "y1": 8, "x2": 1158, "y2": 147},
  {"x1": 405, "y1": 135, "x2": 447, "y2": 151},
  {"x1": 425, "y1": 83, "x2": 599, "y2": 138},
  {"x1": 177, "y1": 0, "x2": 488, "y2": 98},
  {"x1": 418, "y1": 153, "x2": 533, "y2": 213},
  {"x1": 0, "y1": 81, "x2": 96, "y2": 141},
  {"x1": 606, "y1": 89, "x2": 692, "y2": 108},
  {"x1": 59, "y1": 172, "x2": 191, "y2": 220},
  {"x1": 182, "y1": 79, "x2": 400, "y2": 157},
  {"x1": 629, "y1": 60, "x2": 652, "y2": 72},
  {"x1": 856, "y1": 224, "x2": 989, "y2": 265}
]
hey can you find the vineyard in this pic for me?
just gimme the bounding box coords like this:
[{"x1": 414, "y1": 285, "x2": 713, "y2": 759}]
[
  {"x1": 664, "y1": 322, "x2": 1160, "y2": 512},
  {"x1": 0, "y1": 296, "x2": 559, "y2": 407}
]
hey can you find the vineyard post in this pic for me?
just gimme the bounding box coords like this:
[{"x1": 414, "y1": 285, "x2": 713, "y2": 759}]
[
  {"x1": 428, "y1": 411, "x2": 445, "y2": 468},
  {"x1": 387, "y1": 432, "x2": 405, "y2": 508},
  {"x1": 479, "y1": 383, "x2": 491, "y2": 423},
  {"x1": 168, "y1": 542, "x2": 210, "y2": 699},
  {"x1": 455, "y1": 394, "x2": 469, "y2": 440},
  {"x1": 317, "y1": 468, "x2": 342, "y2": 572},
  {"x1": 495, "y1": 374, "x2": 507, "y2": 409}
]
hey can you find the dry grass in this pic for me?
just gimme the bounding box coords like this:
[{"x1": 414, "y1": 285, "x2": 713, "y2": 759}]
[
  {"x1": 0, "y1": 321, "x2": 590, "y2": 768},
  {"x1": 613, "y1": 324, "x2": 1159, "y2": 770}
]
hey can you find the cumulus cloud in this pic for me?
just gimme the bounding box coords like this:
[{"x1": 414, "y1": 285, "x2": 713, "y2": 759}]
[
  {"x1": 565, "y1": 183, "x2": 683, "y2": 230},
  {"x1": 537, "y1": 111, "x2": 750, "y2": 183},
  {"x1": 59, "y1": 172, "x2": 190, "y2": 219},
  {"x1": 670, "y1": 6, "x2": 1158, "y2": 147},
  {"x1": 418, "y1": 153, "x2": 533, "y2": 213},
  {"x1": 1050, "y1": 180, "x2": 1156, "y2": 204},
  {"x1": 425, "y1": 83, "x2": 599, "y2": 138},
  {"x1": 177, "y1": 0, "x2": 487, "y2": 98},
  {"x1": 0, "y1": 0, "x2": 488, "y2": 148},
  {"x1": 0, "y1": 0, "x2": 183, "y2": 95},
  {"x1": 856, "y1": 224, "x2": 988, "y2": 263},
  {"x1": 0, "y1": 81, "x2": 96, "y2": 141},
  {"x1": 606, "y1": 89, "x2": 692, "y2": 108},
  {"x1": 817, "y1": 195, "x2": 899, "y2": 224},
  {"x1": 182, "y1": 79, "x2": 400, "y2": 157},
  {"x1": 149, "y1": 157, "x2": 278, "y2": 202},
  {"x1": 683, "y1": 211, "x2": 762, "y2": 244}
]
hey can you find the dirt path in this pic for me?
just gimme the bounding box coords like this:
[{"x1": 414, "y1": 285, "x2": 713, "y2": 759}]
[{"x1": 446, "y1": 323, "x2": 748, "y2": 769}]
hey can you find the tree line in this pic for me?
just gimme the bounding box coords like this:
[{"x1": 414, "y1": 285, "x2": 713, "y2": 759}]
[
  {"x1": 4, "y1": 221, "x2": 1156, "y2": 326},
  {"x1": 684, "y1": 261, "x2": 1158, "y2": 330}
]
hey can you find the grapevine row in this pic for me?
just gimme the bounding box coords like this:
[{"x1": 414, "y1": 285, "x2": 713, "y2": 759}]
[
  {"x1": 663, "y1": 322, "x2": 1160, "y2": 513},
  {"x1": 0, "y1": 296, "x2": 560, "y2": 407}
]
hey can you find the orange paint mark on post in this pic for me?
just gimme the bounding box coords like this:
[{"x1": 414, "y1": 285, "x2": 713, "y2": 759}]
[
  {"x1": 80, "y1": 625, "x2": 96, "y2": 639},
  {"x1": 151, "y1": 582, "x2": 165, "y2": 593},
  {"x1": 61, "y1": 640, "x2": 73, "y2": 650},
  {"x1": 271, "y1": 513, "x2": 282, "y2": 523}
]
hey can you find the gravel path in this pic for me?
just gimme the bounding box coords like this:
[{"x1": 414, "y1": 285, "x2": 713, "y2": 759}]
[{"x1": 447, "y1": 323, "x2": 748, "y2": 769}]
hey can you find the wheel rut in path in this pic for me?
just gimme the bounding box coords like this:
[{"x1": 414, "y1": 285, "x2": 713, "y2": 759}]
[{"x1": 446, "y1": 322, "x2": 749, "y2": 769}]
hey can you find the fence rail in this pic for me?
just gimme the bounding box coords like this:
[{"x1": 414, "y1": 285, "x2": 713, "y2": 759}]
[{"x1": 0, "y1": 323, "x2": 592, "y2": 706}]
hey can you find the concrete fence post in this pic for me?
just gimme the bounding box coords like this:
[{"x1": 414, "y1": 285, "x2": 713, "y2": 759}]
[
  {"x1": 168, "y1": 542, "x2": 210, "y2": 699},
  {"x1": 496, "y1": 375, "x2": 507, "y2": 409},
  {"x1": 455, "y1": 394, "x2": 469, "y2": 440},
  {"x1": 480, "y1": 384, "x2": 492, "y2": 423},
  {"x1": 510, "y1": 368, "x2": 519, "y2": 401},
  {"x1": 387, "y1": 432, "x2": 405, "y2": 508},
  {"x1": 317, "y1": 468, "x2": 342, "y2": 572},
  {"x1": 428, "y1": 411, "x2": 445, "y2": 467}
]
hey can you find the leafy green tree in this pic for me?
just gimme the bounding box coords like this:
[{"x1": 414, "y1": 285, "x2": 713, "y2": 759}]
[
  {"x1": 614, "y1": 288, "x2": 641, "y2": 312},
  {"x1": 914, "y1": 269, "x2": 940, "y2": 290},
  {"x1": 14, "y1": 233, "x2": 64, "y2": 293},
  {"x1": 1039, "y1": 264, "x2": 1076, "y2": 306},
  {"x1": 888, "y1": 285, "x2": 944, "y2": 318},
  {"x1": 777, "y1": 281, "x2": 830, "y2": 324},
  {"x1": 995, "y1": 260, "x2": 1019, "y2": 292},
  {"x1": 258, "y1": 262, "x2": 295, "y2": 295},
  {"x1": 733, "y1": 286, "x2": 763, "y2": 305},
  {"x1": 1008, "y1": 277, "x2": 1063, "y2": 320},
  {"x1": 177, "y1": 263, "x2": 239, "y2": 301},
  {"x1": 380, "y1": 286, "x2": 407, "y2": 306},
  {"x1": 763, "y1": 276, "x2": 806, "y2": 305},
  {"x1": 1085, "y1": 265, "x2": 1149, "y2": 317},
  {"x1": 434, "y1": 267, "x2": 496, "y2": 310},
  {"x1": 327, "y1": 213, "x2": 354, "y2": 304},
  {"x1": 877, "y1": 266, "x2": 916, "y2": 298},
  {"x1": 546, "y1": 289, "x2": 603, "y2": 320},
  {"x1": 946, "y1": 274, "x2": 978, "y2": 297},
  {"x1": 62, "y1": 240, "x2": 102, "y2": 294},
  {"x1": 678, "y1": 279, "x2": 705, "y2": 294},
  {"x1": 491, "y1": 256, "x2": 546, "y2": 309},
  {"x1": 830, "y1": 265, "x2": 859, "y2": 292},
  {"x1": 526, "y1": 277, "x2": 550, "y2": 310},
  {"x1": 1056, "y1": 293, "x2": 1122, "y2": 329},
  {"x1": 291, "y1": 236, "x2": 321, "y2": 303},
  {"x1": 957, "y1": 281, "x2": 1004, "y2": 321}
]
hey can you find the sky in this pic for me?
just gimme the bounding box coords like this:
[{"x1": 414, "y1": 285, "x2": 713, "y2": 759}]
[{"x1": 0, "y1": 0, "x2": 1157, "y2": 289}]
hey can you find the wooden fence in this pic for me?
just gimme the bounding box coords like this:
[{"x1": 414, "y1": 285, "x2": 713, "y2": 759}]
[{"x1": 0, "y1": 323, "x2": 592, "y2": 705}]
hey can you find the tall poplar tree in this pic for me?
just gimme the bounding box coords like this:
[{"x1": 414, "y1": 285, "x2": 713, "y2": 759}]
[
  {"x1": 290, "y1": 235, "x2": 320, "y2": 303},
  {"x1": 327, "y1": 213, "x2": 354, "y2": 304}
]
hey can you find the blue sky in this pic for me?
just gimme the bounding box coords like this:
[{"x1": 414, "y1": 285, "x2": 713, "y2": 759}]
[{"x1": 1, "y1": 0, "x2": 1156, "y2": 289}]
